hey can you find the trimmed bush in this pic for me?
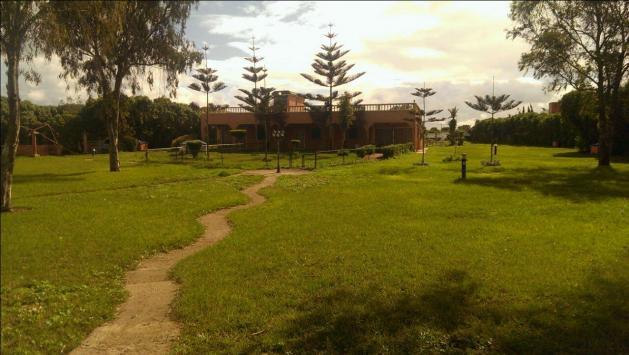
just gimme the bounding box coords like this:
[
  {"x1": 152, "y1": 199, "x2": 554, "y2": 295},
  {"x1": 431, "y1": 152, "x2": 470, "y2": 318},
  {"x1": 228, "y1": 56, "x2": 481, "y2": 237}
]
[
  {"x1": 120, "y1": 135, "x2": 138, "y2": 152},
  {"x1": 171, "y1": 134, "x2": 196, "y2": 147},
  {"x1": 356, "y1": 144, "x2": 376, "y2": 158},
  {"x1": 185, "y1": 140, "x2": 203, "y2": 158},
  {"x1": 375, "y1": 143, "x2": 413, "y2": 159}
]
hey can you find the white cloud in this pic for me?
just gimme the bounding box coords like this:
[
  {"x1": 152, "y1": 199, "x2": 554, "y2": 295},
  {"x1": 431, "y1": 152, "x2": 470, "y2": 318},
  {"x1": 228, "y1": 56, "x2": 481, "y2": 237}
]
[{"x1": 2, "y1": 1, "x2": 561, "y2": 123}]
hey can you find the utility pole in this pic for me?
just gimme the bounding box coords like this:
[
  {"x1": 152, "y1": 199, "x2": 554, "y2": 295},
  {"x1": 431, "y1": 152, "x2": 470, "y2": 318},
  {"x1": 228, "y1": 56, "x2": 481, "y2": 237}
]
[{"x1": 203, "y1": 42, "x2": 210, "y2": 145}]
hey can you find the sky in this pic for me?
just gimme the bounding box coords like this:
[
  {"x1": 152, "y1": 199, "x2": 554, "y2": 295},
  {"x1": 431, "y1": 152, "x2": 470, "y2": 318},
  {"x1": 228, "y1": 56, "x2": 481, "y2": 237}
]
[{"x1": 1, "y1": 1, "x2": 563, "y2": 126}]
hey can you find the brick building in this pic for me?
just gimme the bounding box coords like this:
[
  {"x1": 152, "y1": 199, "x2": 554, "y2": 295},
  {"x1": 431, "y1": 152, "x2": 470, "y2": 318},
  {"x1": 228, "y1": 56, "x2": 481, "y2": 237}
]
[{"x1": 201, "y1": 91, "x2": 422, "y2": 151}]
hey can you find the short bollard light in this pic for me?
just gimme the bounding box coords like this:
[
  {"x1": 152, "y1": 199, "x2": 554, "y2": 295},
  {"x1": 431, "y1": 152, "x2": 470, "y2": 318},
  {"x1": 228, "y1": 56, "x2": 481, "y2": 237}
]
[
  {"x1": 92, "y1": 148, "x2": 96, "y2": 157},
  {"x1": 461, "y1": 153, "x2": 467, "y2": 179},
  {"x1": 272, "y1": 129, "x2": 285, "y2": 173}
]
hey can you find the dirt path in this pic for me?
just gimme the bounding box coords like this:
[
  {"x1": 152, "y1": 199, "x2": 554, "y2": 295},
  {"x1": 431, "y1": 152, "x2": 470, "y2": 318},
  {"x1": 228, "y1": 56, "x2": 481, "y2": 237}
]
[{"x1": 71, "y1": 170, "x2": 306, "y2": 354}]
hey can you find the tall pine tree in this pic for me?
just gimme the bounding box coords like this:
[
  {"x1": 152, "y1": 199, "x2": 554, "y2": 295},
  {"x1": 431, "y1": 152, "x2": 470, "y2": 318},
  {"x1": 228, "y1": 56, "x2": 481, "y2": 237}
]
[
  {"x1": 465, "y1": 78, "x2": 521, "y2": 164},
  {"x1": 188, "y1": 43, "x2": 226, "y2": 146},
  {"x1": 411, "y1": 84, "x2": 443, "y2": 165},
  {"x1": 235, "y1": 36, "x2": 275, "y2": 159},
  {"x1": 301, "y1": 23, "x2": 365, "y2": 148}
]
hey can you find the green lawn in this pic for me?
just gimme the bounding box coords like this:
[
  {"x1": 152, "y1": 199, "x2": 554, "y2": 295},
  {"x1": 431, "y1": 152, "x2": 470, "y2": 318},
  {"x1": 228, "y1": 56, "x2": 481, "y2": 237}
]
[
  {"x1": 2, "y1": 145, "x2": 628, "y2": 354},
  {"x1": 171, "y1": 144, "x2": 629, "y2": 353},
  {"x1": 1, "y1": 152, "x2": 262, "y2": 354}
]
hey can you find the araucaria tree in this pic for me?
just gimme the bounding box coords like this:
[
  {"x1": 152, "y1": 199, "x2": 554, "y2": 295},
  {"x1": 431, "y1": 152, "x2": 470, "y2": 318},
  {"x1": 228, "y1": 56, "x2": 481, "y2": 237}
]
[
  {"x1": 411, "y1": 84, "x2": 443, "y2": 165},
  {"x1": 465, "y1": 79, "x2": 521, "y2": 164},
  {"x1": 447, "y1": 107, "x2": 458, "y2": 146},
  {"x1": 509, "y1": 1, "x2": 628, "y2": 166},
  {"x1": 188, "y1": 43, "x2": 226, "y2": 146},
  {"x1": 235, "y1": 36, "x2": 275, "y2": 159},
  {"x1": 338, "y1": 92, "x2": 356, "y2": 149},
  {"x1": 0, "y1": 0, "x2": 44, "y2": 212},
  {"x1": 301, "y1": 24, "x2": 365, "y2": 149},
  {"x1": 45, "y1": 1, "x2": 201, "y2": 172}
]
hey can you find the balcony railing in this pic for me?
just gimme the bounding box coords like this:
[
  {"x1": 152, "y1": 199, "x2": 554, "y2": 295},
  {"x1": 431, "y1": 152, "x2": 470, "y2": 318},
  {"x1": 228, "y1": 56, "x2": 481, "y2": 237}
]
[{"x1": 208, "y1": 102, "x2": 418, "y2": 114}]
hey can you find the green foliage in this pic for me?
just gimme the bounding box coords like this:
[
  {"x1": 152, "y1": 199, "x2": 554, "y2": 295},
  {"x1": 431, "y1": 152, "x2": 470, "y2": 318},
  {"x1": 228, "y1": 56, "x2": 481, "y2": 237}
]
[
  {"x1": 0, "y1": 96, "x2": 83, "y2": 151},
  {"x1": 560, "y1": 90, "x2": 598, "y2": 152},
  {"x1": 119, "y1": 135, "x2": 137, "y2": 152},
  {"x1": 376, "y1": 143, "x2": 414, "y2": 159},
  {"x1": 508, "y1": 1, "x2": 628, "y2": 165},
  {"x1": 44, "y1": 1, "x2": 201, "y2": 170},
  {"x1": 185, "y1": 140, "x2": 203, "y2": 158},
  {"x1": 127, "y1": 97, "x2": 200, "y2": 148},
  {"x1": 301, "y1": 24, "x2": 365, "y2": 108},
  {"x1": 469, "y1": 112, "x2": 574, "y2": 147},
  {"x1": 172, "y1": 134, "x2": 197, "y2": 148},
  {"x1": 0, "y1": 95, "x2": 201, "y2": 151},
  {"x1": 356, "y1": 144, "x2": 376, "y2": 158}
]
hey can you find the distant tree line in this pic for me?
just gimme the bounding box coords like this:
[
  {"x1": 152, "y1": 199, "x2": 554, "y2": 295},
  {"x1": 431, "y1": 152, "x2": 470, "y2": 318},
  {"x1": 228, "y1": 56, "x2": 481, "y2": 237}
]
[
  {"x1": 468, "y1": 86, "x2": 628, "y2": 154},
  {"x1": 0, "y1": 95, "x2": 201, "y2": 152},
  {"x1": 468, "y1": 112, "x2": 573, "y2": 147}
]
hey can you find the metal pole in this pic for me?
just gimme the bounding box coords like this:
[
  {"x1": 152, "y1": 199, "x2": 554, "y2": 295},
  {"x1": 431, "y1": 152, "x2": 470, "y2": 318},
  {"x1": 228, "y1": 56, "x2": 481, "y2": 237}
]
[
  {"x1": 276, "y1": 137, "x2": 281, "y2": 173},
  {"x1": 301, "y1": 153, "x2": 305, "y2": 168},
  {"x1": 314, "y1": 151, "x2": 318, "y2": 169}
]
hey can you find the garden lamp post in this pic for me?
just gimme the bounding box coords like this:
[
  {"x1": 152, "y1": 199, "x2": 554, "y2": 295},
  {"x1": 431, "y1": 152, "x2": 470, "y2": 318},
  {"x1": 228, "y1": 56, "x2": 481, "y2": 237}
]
[{"x1": 273, "y1": 129, "x2": 285, "y2": 173}]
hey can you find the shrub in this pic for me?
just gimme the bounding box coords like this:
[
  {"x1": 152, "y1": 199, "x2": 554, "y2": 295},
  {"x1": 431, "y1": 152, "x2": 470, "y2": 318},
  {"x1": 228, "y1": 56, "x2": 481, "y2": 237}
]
[
  {"x1": 356, "y1": 144, "x2": 376, "y2": 158},
  {"x1": 375, "y1": 143, "x2": 413, "y2": 159},
  {"x1": 185, "y1": 140, "x2": 203, "y2": 158},
  {"x1": 337, "y1": 149, "x2": 349, "y2": 156},
  {"x1": 171, "y1": 134, "x2": 196, "y2": 147},
  {"x1": 120, "y1": 135, "x2": 138, "y2": 152}
]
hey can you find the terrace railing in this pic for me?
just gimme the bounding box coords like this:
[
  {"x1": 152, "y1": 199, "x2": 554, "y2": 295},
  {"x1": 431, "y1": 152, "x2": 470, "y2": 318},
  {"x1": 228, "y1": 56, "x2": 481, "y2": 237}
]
[{"x1": 208, "y1": 102, "x2": 418, "y2": 114}]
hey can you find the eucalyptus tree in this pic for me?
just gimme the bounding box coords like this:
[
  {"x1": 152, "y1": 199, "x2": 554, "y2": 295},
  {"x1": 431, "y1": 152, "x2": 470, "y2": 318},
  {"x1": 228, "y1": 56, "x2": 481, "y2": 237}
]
[
  {"x1": 301, "y1": 23, "x2": 365, "y2": 148},
  {"x1": 45, "y1": 1, "x2": 201, "y2": 172},
  {"x1": 509, "y1": 1, "x2": 628, "y2": 166},
  {"x1": 235, "y1": 36, "x2": 274, "y2": 159},
  {"x1": 188, "y1": 43, "x2": 226, "y2": 146},
  {"x1": 411, "y1": 84, "x2": 443, "y2": 165},
  {"x1": 0, "y1": 0, "x2": 45, "y2": 211},
  {"x1": 465, "y1": 79, "x2": 521, "y2": 163}
]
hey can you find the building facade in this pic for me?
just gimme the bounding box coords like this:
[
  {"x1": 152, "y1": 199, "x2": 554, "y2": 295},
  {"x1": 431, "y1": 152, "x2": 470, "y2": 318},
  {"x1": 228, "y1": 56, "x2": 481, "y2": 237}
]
[{"x1": 201, "y1": 92, "x2": 422, "y2": 151}]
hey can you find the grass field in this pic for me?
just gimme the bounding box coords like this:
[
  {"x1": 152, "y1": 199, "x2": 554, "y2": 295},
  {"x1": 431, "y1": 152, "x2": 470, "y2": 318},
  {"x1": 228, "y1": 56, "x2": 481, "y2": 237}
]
[
  {"x1": 0, "y1": 152, "x2": 263, "y2": 354},
  {"x1": 2, "y1": 144, "x2": 628, "y2": 354},
  {"x1": 171, "y1": 144, "x2": 629, "y2": 353}
]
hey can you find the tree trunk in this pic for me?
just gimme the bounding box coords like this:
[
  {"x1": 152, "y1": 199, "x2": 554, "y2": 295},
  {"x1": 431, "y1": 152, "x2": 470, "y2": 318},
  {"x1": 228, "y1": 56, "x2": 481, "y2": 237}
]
[
  {"x1": 340, "y1": 128, "x2": 346, "y2": 150},
  {"x1": 1, "y1": 53, "x2": 20, "y2": 211},
  {"x1": 597, "y1": 88, "x2": 612, "y2": 166},
  {"x1": 264, "y1": 116, "x2": 269, "y2": 160},
  {"x1": 106, "y1": 88, "x2": 121, "y2": 171}
]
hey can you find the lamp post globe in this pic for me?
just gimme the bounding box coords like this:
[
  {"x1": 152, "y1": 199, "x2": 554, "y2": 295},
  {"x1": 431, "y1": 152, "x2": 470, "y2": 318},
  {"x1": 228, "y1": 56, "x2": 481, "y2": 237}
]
[{"x1": 273, "y1": 129, "x2": 284, "y2": 173}]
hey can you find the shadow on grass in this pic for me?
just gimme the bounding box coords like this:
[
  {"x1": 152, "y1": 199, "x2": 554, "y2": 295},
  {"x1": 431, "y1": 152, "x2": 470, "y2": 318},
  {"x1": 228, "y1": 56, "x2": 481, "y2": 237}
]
[
  {"x1": 498, "y1": 251, "x2": 629, "y2": 354},
  {"x1": 460, "y1": 166, "x2": 629, "y2": 202},
  {"x1": 274, "y1": 258, "x2": 629, "y2": 354},
  {"x1": 553, "y1": 151, "x2": 629, "y2": 163},
  {"x1": 277, "y1": 270, "x2": 488, "y2": 353},
  {"x1": 12, "y1": 171, "x2": 92, "y2": 184}
]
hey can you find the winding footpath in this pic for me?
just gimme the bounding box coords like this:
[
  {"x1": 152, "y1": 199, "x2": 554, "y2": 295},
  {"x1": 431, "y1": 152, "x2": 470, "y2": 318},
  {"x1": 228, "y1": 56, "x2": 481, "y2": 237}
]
[{"x1": 71, "y1": 170, "x2": 306, "y2": 354}]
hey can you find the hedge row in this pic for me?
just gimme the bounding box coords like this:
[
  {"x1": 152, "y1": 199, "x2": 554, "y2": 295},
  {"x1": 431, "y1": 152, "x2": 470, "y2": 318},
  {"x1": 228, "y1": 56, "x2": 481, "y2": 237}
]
[{"x1": 375, "y1": 143, "x2": 414, "y2": 159}]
